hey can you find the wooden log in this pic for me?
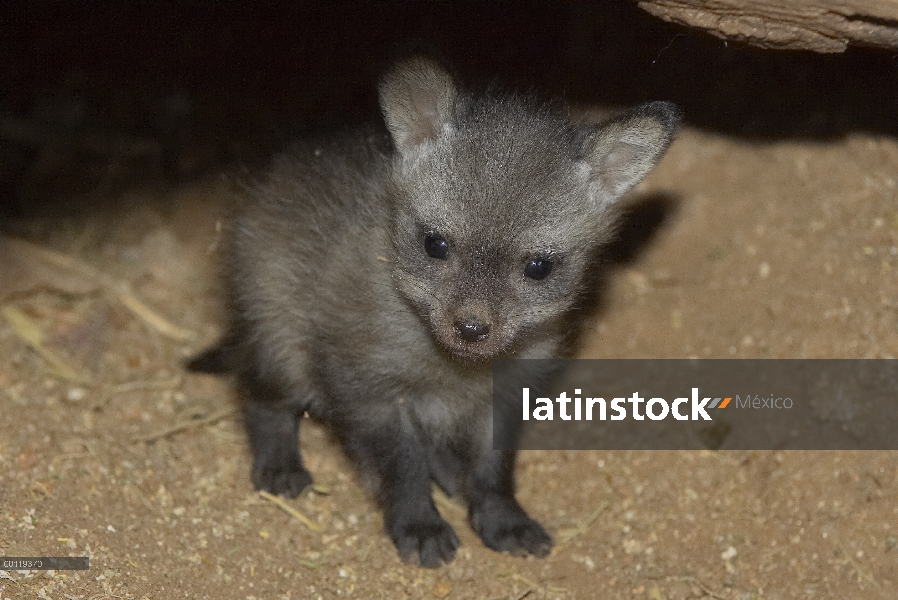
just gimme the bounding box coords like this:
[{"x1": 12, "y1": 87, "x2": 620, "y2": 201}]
[{"x1": 635, "y1": 0, "x2": 898, "y2": 52}]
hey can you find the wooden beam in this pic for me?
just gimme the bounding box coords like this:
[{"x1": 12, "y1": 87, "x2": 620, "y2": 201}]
[{"x1": 635, "y1": 0, "x2": 898, "y2": 52}]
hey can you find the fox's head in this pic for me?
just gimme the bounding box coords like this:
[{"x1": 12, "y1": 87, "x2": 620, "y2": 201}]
[{"x1": 380, "y1": 57, "x2": 680, "y2": 360}]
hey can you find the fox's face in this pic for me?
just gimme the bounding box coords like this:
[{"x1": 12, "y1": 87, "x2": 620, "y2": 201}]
[
  {"x1": 388, "y1": 100, "x2": 613, "y2": 360},
  {"x1": 380, "y1": 57, "x2": 680, "y2": 361}
]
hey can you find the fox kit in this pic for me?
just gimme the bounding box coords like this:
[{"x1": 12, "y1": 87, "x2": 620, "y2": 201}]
[{"x1": 189, "y1": 57, "x2": 680, "y2": 567}]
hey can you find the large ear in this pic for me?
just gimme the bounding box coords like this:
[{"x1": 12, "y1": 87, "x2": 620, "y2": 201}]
[
  {"x1": 585, "y1": 101, "x2": 682, "y2": 201},
  {"x1": 379, "y1": 56, "x2": 457, "y2": 157}
]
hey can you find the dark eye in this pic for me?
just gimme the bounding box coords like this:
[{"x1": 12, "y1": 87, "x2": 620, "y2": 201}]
[
  {"x1": 424, "y1": 234, "x2": 449, "y2": 259},
  {"x1": 524, "y1": 257, "x2": 553, "y2": 280}
]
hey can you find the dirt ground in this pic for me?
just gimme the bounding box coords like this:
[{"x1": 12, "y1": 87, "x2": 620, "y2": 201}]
[{"x1": 3, "y1": 5, "x2": 898, "y2": 600}]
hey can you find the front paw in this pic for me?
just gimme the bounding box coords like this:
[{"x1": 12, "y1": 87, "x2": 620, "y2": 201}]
[
  {"x1": 388, "y1": 515, "x2": 460, "y2": 568},
  {"x1": 470, "y1": 497, "x2": 553, "y2": 558},
  {"x1": 251, "y1": 459, "x2": 313, "y2": 498}
]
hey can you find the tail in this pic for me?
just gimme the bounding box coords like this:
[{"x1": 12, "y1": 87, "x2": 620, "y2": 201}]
[{"x1": 185, "y1": 341, "x2": 234, "y2": 375}]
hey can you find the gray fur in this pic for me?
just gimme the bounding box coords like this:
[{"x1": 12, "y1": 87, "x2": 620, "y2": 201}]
[{"x1": 189, "y1": 56, "x2": 681, "y2": 567}]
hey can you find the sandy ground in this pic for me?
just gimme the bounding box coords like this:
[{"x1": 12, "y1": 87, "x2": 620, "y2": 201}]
[{"x1": 1, "y1": 114, "x2": 897, "y2": 600}]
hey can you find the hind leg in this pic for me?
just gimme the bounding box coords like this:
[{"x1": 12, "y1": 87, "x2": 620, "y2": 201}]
[
  {"x1": 426, "y1": 442, "x2": 466, "y2": 498},
  {"x1": 240, "y1": 370, "x2": 313, "y2": 498}
]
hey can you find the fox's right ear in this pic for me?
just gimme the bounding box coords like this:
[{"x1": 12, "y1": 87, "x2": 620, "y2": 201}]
[{"x1": 379, "y1": 56, "x2": 457, "y2": 158}]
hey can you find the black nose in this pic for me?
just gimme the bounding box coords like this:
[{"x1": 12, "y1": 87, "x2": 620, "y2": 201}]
[{"x1": 454, "y1": 319, "x2": 491, "y2": 343}]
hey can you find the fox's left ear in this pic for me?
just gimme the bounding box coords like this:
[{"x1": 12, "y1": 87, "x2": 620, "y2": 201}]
[{"x1": 583, "y1": 101, "x2": 682, "y2": 202}]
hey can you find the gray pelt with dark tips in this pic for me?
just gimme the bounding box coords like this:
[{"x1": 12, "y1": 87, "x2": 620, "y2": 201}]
[{"x1": 188, "y1": 56, "x2": 681, "y2": 568}]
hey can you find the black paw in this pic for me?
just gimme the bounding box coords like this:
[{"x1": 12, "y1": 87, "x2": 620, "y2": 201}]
[
  {"x1": 389, "y1": 517, "x2": 460, "y2": 568},
  {"x1": 251, "y1": 460, "x2": 313, "y2": 498},
  {"x1": 471, "y1": 497, "x2": 553, "y2": 557}
]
